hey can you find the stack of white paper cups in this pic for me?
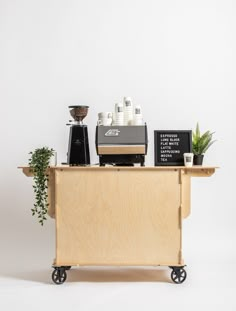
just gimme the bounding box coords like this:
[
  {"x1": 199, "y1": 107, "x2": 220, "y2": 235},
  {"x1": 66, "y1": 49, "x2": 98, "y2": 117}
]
[
  {"x1": 133, "y1": 105, "x2": 143, "y2": 125},
  {"x1": 114, "y1": 103, "x2": 124, "y2": 125},
  {"x1": 123, "y1": 97, "x2": 133, "y2": 125}
]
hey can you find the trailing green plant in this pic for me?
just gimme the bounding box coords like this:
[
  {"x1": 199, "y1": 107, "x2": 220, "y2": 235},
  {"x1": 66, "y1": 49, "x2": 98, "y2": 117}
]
[
  {"x1": 28, "y1": 147, "x2": 54, "y2": 225},
  {"x1": 192, "y1": 123, "x2": 216, "y2": 155}
]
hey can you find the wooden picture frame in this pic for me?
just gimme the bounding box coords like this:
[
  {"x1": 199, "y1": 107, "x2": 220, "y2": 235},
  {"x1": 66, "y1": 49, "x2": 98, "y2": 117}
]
[{"x1": 154, "y1": 130, "x2": 192, "y2": 166}]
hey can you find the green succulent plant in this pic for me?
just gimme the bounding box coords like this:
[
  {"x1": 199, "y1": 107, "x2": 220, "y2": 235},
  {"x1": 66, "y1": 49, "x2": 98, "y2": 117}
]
[
  {"x1": 192, "y1": 123, "x2": 216, "y2": 155},
  {"x1": 28, "y1": 147, "x2": 54, "y2": 225}
]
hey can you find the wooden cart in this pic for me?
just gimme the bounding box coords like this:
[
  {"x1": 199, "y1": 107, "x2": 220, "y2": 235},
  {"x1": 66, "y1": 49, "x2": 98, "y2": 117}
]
[{"x1": 20, "y1": 166, "x2": 216, "y2": 284}]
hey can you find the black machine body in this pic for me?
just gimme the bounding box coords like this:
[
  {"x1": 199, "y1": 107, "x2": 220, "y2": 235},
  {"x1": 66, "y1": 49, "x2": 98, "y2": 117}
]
[{"x1": 67, "y1": 125, "x2": 90, "y2": 166}]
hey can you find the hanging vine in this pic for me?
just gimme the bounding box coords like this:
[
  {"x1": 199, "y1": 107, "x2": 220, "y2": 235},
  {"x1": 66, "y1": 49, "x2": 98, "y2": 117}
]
[{"x1": 28, "y1": 147, "x2": 54, "y2": 225}]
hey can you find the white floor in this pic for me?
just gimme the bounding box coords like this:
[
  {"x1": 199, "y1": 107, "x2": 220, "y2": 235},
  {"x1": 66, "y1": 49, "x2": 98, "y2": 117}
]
[{"x1": 0, "y1": 256, "x2": 235, "y2": 310}]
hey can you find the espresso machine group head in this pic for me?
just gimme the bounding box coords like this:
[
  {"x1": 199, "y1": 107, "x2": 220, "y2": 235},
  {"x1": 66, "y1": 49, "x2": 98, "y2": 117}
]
[{"x1": 67, "y1": 106, "x2": 90, "y2": 166}]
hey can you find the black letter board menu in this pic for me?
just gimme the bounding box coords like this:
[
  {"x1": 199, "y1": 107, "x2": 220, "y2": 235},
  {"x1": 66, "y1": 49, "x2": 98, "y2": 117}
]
[{"x1": 154, "y1": 130, "x2": 192, "y2": 166}]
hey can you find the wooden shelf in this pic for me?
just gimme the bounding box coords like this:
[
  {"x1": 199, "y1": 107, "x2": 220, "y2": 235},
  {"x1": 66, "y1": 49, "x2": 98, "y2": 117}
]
[{"x1": 18, "y1": 165, "x2": 218, "y2": 177}]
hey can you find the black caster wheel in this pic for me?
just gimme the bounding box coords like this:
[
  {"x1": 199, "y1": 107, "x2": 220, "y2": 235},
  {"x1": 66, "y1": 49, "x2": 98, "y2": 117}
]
[
  {"x1": 170, "y1": 267, "x2": 187, "y2": 284},
  {"x1": 52, "y1": 267, "x2": 67, "y2": 285}
]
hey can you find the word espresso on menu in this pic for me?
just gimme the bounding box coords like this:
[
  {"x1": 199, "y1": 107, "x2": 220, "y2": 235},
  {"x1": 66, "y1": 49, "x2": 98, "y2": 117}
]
[{"x1": 160, "y1": 134, "x2": 180, "y2": 162}]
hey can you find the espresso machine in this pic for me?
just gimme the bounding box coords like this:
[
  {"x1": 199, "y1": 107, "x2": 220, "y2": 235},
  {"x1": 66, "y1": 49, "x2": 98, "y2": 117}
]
[
  {"x1": 67, "y1": 105, "x2": 90, "y2": 166},
  {"x1": 96, "y1": 124, "x2": 148, "y2": 166}
]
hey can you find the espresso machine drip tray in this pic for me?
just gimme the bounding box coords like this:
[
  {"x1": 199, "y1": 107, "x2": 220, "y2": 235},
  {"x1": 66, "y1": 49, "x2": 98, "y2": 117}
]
[{"x1": 96, "y1": 125, "x2": 148, "y2": 166}]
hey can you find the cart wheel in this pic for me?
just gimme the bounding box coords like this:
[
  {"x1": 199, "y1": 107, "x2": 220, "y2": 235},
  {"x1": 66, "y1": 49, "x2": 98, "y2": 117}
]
[
  {"x1": 52, "y1": 267, "x2": 67, "y2": 285},
  {"x1": 170, "y1": 267, "x2": 187, "y2": 284}
]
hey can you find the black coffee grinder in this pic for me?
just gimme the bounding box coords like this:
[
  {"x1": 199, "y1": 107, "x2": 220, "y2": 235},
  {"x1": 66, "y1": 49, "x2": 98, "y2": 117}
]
[{"x1": 67, "y1": 105, "x2": 90, "y2": 166}]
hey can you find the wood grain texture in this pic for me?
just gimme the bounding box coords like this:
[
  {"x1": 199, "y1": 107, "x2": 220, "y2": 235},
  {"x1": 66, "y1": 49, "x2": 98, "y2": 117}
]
[
  {"x1": 19, "y1": 165, "x2": 217, "y2": 223},
  {"x1": 184, "y1": 167, "x2": 216, "y2": 177},
  {"x1": 18, "y1": 166, "x2": 218, "y2": 174},
  {"x1": 22, "y1": 167, "x2": 33, "y2": 177},
  {"x1": 47, "y1": 168, "x2": 55, "y2": 218},
  {"x1": 98, "y1": 145, "x2": 145, "y2": 154},
  {"x1": 180, "y1": 170, "x2": 191, "y2": 219},
  {"x1": 19, "y1": 165, "x2": 217, "y2": 267},
  {"x1": 55, "y1": 169, "x2": 182, "y2": 266}
]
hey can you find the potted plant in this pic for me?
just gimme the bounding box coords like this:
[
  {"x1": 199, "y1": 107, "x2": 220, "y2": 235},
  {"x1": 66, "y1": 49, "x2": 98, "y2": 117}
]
[
  {"x1": 28, "y1": 147, "x2": 55, "y2": 225},
  {"x1": 192, "y1": 123, "x2": 216, "y2": 165}
]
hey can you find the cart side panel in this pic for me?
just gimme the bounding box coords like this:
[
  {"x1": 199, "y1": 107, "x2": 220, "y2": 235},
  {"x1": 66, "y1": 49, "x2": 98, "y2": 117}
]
[
  {"x1": 47, "y1": 168, "x2": 55, "y2": 218},
  {"x1": 181, "y1": 171, "x2": 191, "y2": 219}
]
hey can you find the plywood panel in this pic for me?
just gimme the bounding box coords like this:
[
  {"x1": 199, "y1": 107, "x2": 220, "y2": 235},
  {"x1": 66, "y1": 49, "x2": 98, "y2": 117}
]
[
  {"x1": 98, "y1": 145, "x2": 145, "y2": 154},
  {"x1": 55, "y1": 169, "x2": 181, "y2": 266},
  {"x1": 47, "y1": 168, "x2": 55, "y2": 218},
  {"x1": 181, "y1": 172, "x2": 191, "y2": 219}
]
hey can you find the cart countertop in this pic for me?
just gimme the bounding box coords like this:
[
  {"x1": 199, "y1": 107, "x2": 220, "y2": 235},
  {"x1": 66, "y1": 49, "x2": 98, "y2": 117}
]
[
  {"x1": 18, "y1": 165, "x2": 218, "y2": 177},
  {"x1": 18, "y1": 165, "x2": 218, "y2": 169}
]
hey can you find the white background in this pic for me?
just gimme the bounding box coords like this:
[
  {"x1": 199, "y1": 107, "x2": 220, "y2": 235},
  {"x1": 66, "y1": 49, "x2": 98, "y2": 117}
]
[{"x1": 0, "y1": 0, "x2": 235, "y2": 310}]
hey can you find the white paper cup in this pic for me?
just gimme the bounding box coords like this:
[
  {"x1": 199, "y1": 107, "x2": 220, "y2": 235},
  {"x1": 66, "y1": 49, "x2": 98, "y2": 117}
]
[
  {"x1": 132, "y1": 117, "x2": 143, "y2": 125},
  {"x1": 98, "y1": 118, "x2": 112, "y2": 126},
  {"x1": 112, "y1": 112, "x2": 116, "y2": 124},
  {"x1": 115, "y1": 119, "x2": 124, "y2": 125},
  {"x1": 135, "y1": 105, "x2": 142, "y2": 115},
  {"x1": 124, "y1": 97, "x2": 132, "y2": 107},
  {"x1": 114, "y1": 109, "x2": 124, "y2": 125},
  {"x1": 115, "y1": 122, "x2": 123, "y2": 126},
  {"x1": 183, "y1": 153, "x2": 194, "y2": 167},
  {"x1": 115, "y1": 103, "x2": 123, "y2": 113},
  {"x1": 98, "y1": 112, "x2": 112, "y2": 119}
]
